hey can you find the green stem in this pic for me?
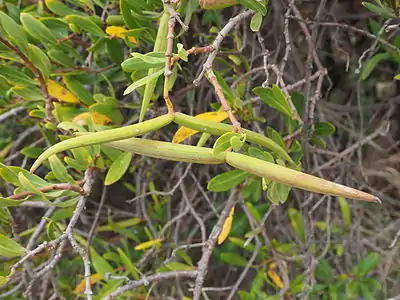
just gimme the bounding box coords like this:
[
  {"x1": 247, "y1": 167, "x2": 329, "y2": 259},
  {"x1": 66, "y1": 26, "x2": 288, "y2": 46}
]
[
  {"x1": 30, "y1": 114, "x2": 174, "y2": 172},
  {"x1": 174, "y1": 112, "x2": 295, "y2": 165}
]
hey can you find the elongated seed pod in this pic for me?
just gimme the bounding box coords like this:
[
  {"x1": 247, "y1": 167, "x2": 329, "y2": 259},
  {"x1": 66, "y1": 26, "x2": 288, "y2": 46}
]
[
  {"x1": 30, "y1": 114, "x2": 174, "y2": 172},
  {"x1": 199, "y1": 0, "x2": 237, "y2": 9},
  {"x1": 105, "y1": 138, "x2": 379, "y2": 203},
  {"x1": 225, "y1": 152, "x2": 380, "y2": 203},
  {"x1": 106, "y1": 138, "x2": 224, "y2": 164}
]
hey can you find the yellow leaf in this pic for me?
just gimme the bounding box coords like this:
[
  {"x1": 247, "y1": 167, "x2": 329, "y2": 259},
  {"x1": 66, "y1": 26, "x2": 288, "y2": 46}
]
[
  {"x1": 47, "y1": 80, "x2": 80, "y2": 104},
  {"x1": 173, "y1": 111, "x2": 229, "y2": 144},
  {"x1": 134, "y1": 238, "x2": 163, "y2": 251},
  {"x1": 218, "y1": 206, "x2": 235, "y2": 245},
  {"x1": 105, "y1": 26, "x2": 137, "y2": 44},
  {"x1": 74, "y1": 273, "x2": 102, "y2": 294},
  {"x1": 267, "y1": 262, "x2": 284, "y2": 289},
  {"x1": 73, "y1": 112, "x2": 112, "y2": 125}
]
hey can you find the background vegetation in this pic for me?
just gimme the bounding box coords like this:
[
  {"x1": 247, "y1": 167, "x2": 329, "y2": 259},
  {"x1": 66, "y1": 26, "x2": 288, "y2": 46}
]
[{"x1": 0, "y1": 0, "x2": 399, "y2": 299}]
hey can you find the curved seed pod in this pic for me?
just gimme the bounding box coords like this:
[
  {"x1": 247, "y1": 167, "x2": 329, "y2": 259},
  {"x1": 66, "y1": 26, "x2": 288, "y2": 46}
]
[
  {"x1": 30, "y1": 114, "x2": 174, "y2": 172},
  {"x1": 225, "y1": 152, "x2": 380, "y2": 203},
  {"x1": 199, "y1": 0, "x2": 237, "y2": 9},
  {"x1": 174, "y1": 112, "x2": 295, "y2": 165}
]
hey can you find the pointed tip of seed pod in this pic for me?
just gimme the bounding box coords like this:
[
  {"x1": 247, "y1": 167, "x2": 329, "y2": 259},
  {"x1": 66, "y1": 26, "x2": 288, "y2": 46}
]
[{"x1": 373, "y1": 196, "x2": 382, "y2": 204}]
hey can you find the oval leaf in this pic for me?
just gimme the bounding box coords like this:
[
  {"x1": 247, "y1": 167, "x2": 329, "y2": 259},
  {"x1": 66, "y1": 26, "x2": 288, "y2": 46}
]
[
  {"x1": 253, "y1": 85, "x2": 292, "y2": 118},
  {"x1": 207, "y1": 170, "x2": 249, "y2": 192},
  {"x1": 0, "y1": 233, "x2": 26, "y2": 257},
  {"x1": 105, "y1": 152, "x2": 133, "y2": 186},
  {"x1": 213, "y1": 132, "x2": 240, "y2": 155}
]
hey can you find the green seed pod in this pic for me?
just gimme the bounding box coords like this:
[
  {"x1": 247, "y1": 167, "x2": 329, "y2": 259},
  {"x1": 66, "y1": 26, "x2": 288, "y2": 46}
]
[{"x1": 199, "y1": 0, "x2": 237, "y2": 10}]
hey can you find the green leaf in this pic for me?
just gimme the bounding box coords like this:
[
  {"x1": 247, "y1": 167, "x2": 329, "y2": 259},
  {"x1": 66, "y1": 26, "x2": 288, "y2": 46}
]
[
  {"x1": 0, "y1": 163, "x2": 20, "y2": 186},
  {"x1": 220, "y1": 252, "x2": 249, "y2": 267},
  {"x1": 213, "y1": 132, "x2": 240, "y2": 155},
  {"x1": 362, "y1": 1, "x2": 396, "y2": 17},
  {"x1": 237, "y1": 0, "x2": 267, "y2": 15},
  {"x1": 123, "y1": 68, "x2": 164, "y2": 95},
  {"x1": 241, "y1": 178, "x2": 262, "y2": 202},
  {"x1": 18, "y1": 172, "x2": 48, "y2": 200},
  {"x1": 354, "y1": 252, "x2": 379, "y2": 277},
  {"x1": 245, "y1": 202, "x2": 261, "y2": 222},
  {"x1": 267, "y1": 181, "x2": 290, "y2": 205},
  {"x1": 157, "y1": 262, "x2": 194, "y2": 273},
  {"x1": 0, "y1": 197, "x2": 27, "y2": 207},
  {"x1": 64, "y1": 15, "x2": 106, "y2": 37},
  {"x1": 90, "y1": 247, "x2": 114, "y2": 276},
  {"x1": 105, "y1": 152, "x2": 133, "y2": 185},
  {"x1": 0, "y1": 65, "x2": 37, "y2": 86},
  {"x1": 122, "y1": 55, "x2": 165, "y2": 72},
  {"x1": 20, "y1": 13, "x2": 57, "y2": 46},
  {"x1": 346, "y1": 280, "x2": 359, "y2": 299},
  {"x1": 230, "y1": 135, "x2": 245, "y2": 152},
  {"x1": 177, "y1": 43, "x2": 188, "y2": 62},
  {"x1": 0, "y1": 233, "x2": 26, "y2": 257},
  {"x1": 21, "y1": 147, "x2": 43, "y2": 159},
  {"x1": 267, "y1": 127, "x2": 285, "y2": 149},
  {"x1": 64, "y1": 157, "x2": 87, "y2": 171},
  {"x1": 361, "y1": 53, "x2": 391, "y2": 80},
  {"x1": 106, "y1": 38, "x2": 124, "y2": 64},
  {"x1": 253, "y1": 85, "x2": 292, "y2": 118},
  {"x1": 314, "y1": 122, "x2": 336, "y2": 136},
  {"x1": 27, "y1": 44, "x2": 51, "y2": 81},
  {"x1": 45, "y1": 0, "x2": 86, "y2": 17},
  {"x1": 360, "y1": 283, "x2": 375, "y2": 300},
  {"x1": 175, "y1": 249, "x2": 193, "y2": 266},
  {"x1": 394, "y1": 73, "x2": 400, "y2": 80},
  {"x1": 117, "y1": 248, "x2": 140, "y2": 280},
  {"x1": 338, "y1": 197, "x2": 351, "y2": 229},
  {"x1": 47, "y1": 49, "x2": 75, "y2": 68},
  {"x1": 248, "y1": 147, "x2": 274, "y2": 163},
  {"x1": 315, "y1": 260, "x2": 333, "y2": 283},
  {"x1": 311, "y1": 136, "x2": 327, "y2": 149},
  {"x1": 0, "y1": 11, "x2": 29, "y2": 55},
  {"x1": 250, "y1": 12, "x2": 262, "y2": 32},
  {"x1": 207, "y1": 170, "x2": 249, "y2": 192},
  {"x1": 288, "y1": 208, "x2": 305, "y2": 242},
  {"x1": 64, "y1": 76, "x2": 94, "y2": 105},
  {"x1": 48, "y1": 155, "x2": 75, "y2": 183}
]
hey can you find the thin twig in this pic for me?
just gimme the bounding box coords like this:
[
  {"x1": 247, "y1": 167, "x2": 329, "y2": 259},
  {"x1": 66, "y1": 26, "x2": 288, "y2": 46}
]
[
  {"x1": 192, "y1": 190, "x2": 239, "y2": 300},
  {"x1": 8, "y1": 182, "x2": 86, "y2": 200},
  {"x1": 103, "y1": 270, "x2": 198, "y2": 299}
]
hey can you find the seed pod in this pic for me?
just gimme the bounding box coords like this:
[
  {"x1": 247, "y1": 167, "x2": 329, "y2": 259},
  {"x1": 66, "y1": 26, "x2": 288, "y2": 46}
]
[{"x1": 199, "y1": 0, "x2": 236, "y2": 10}]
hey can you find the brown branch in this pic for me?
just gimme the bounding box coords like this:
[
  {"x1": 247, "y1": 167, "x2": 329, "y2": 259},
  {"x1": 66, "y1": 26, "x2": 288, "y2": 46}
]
[
  {"x1": 206, "y1": 69, "x2": 241, "y2": 132},
  {"x1": 9, "y1": 181, "x2": 85, "y2": 200},
  {"x1": 192, "y1": 190, "x2": 239, "y2": 300},
  {"x1": 0, "y1": 37, "x2": 56, "y2": 123},
  {"x1": 104, "y1": 270, "x2": 198, "y2": 299},
  {"x1": 170, "y1": 46, "x2": 214, "y2": 66},
  {"x1": 163, "y1": 13, "x2": 176, "y2": 115}
]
